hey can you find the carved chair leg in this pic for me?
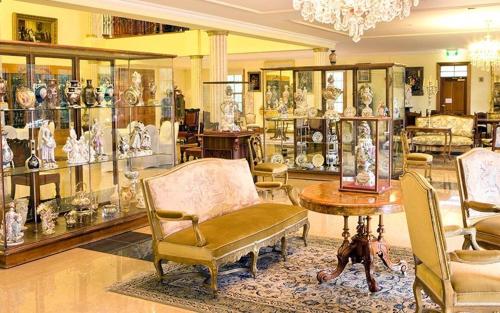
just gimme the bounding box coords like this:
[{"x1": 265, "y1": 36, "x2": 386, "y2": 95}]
[
  {"x1": 281, "y1": 236, "x2": 287, "y2": 261},
  {"x1": 249, "y1": 248, "x2": 259, "y2": 278},
  {"x1": 208, "y1": 263, "x2": 219, "y2": 296},
  {"x1": 413, "y1": 280, "x2": 424, "y2": 313},
  {"x1": 302, "y1": 221, "x2": 310, "y2": 247},
  {"x1": 154, "y1": 258, "x2": 165, "y2": 279}
]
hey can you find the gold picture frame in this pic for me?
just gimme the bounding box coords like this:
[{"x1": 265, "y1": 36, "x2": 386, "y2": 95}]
[{"x1": 13, "y1": 13, "x2": 58, "y2": 44}]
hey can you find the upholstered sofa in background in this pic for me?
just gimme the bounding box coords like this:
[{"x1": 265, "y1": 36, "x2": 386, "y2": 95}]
[
  {"x1": 141, "y1": 158, "x2": 309, "y2": 294},
  {"x1": 412, "y1": 115, "x2": 475, "y2": 151}
]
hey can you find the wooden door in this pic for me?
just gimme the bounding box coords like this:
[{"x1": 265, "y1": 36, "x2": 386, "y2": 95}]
[{"x1": 439, "y1": 77, "x2": 466, "y2": 115}]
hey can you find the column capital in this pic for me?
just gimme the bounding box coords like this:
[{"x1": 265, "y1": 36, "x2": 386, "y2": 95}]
[
  {"x1": 190, "y1": 55, "x2": 204, "y2": 59},
  {"x1": 207, "y1": 30, "x2": 229, "y2": 37},
  {"x1": 313, "y1": 47, "x2": 330, "y2": 53}
]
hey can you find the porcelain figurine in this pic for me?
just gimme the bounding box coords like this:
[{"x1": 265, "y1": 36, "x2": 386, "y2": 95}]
[
  {"x1": 90, "y1": 119, "x2": 107, "y2": 160},
  {"x1": 147, "y1": 81, "x2": 157, "y2": 105},
  {"x1": 219, "y1": 85, "x2": 240, "y2": 132},
  {"x1": 282, "y1": 85, "x2": 290, "y2": 106},
  {"x1": 141, "y1": 128, "x2": 152, "y2": 152},
  {"x1": 359, "y1": 84, "x2": 374, "y2": 117},
  {"x1": 33, "y1": 80, "x2": 48, "y2": 104},
  {"x1": 277, "y1": 98, "x2": 288, "y2": 118},
  {"x1": 64, "y1": 210, "x2": 77, "y2": 228},
  {"x1": 37, "y1": 201, "x2": 56, "y2": 235},
  {"x1": 118, "y1": 136, "x2": 129, "y2": 158},
  {"x1": 293, "y1": 87, "x2": 307, "y2": 117},
  {"x1": 46, "y1": 78, "x2": 59, "y2": 109},
  {"x1": 82, "y1": 79, "x2": 96, "y2": 107},
  {"x1": 16, "y1": 86, "x2": 36, "y2": 109},
  {"x1": 265, "y1": 85, "x2": 273, "y2": 107},
  {"x1": 2, "y1": 132, "x2": 14, "y2": 170},
  {"x1": 377, "y1": 102, "x2": 388, "y2": 117},
  {"x1": 65, "y1": 80, "x2": 82, "y2": 108},
  {"x1": 129, "y1": 124, "x2": 143, "y2": 153},
  {"x1": 63, "y1": 128, "x2": 95, "y2": 164},
  {"x1": 14, "y1": 198, "x2": 29, "y2": 230},
  {"x1": 0, "y1": 77, "x2": 7, "y2": 103},
  {"x1": 0, "y1": 202, "x2": 24, "y2": 245},
  {"x1": 124, "y1": 71, "x2": 144, "y2": 106},
  {"x1": 355, "y1": 121, "x2": 376, "y2": 187},
  {"x1": 39, "y1": 120, "x2": 57, "y2": 169}
]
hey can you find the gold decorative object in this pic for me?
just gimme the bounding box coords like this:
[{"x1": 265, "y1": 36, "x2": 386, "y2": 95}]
[{"x1": 15, "y1": 86, "x2": 36, "y2": 109}]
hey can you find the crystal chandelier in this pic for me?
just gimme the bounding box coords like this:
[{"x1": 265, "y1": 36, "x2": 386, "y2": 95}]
[
  {"x1": 469, "y1": 34, "x2": 500, "y2": 72},
  {"x1": 292, "y1": 0, "x2": 420, "y2": 42}
]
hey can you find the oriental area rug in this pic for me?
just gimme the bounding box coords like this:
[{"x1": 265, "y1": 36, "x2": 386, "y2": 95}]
[{"x1": 108, "y1": 236, "x2": 437, "y2": 313}]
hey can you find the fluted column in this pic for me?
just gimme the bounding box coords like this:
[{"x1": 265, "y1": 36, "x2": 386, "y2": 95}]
[
  {"x1": 190, "y1": 55, "x2": 203, "y2": 109},
  {"x1": 313, "y1": 48, "x2": 330, "y2": 109},
  {"x1": 207, "y1": 30, "x2": 228, "y2": 123}
]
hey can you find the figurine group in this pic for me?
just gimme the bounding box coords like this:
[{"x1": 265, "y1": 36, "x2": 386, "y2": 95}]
[
  {"x1": 294, "y1": 87, "x2": 317, "y2": 118},
  {"x1": 219, "y1": 85, "x2": 240, "y2": 132},
  {"x1": 354, "y1": 121, "x2": 376, "y2": 187},
  {"x1": 118, "y1": 121, "x2": 152, "y2": 158},
  {"x1": 0, "y1": 200, "x2": 29, "y2": 246},
  {"x1": 63, "y1": 128, "x2": 95, "y2": 164}
]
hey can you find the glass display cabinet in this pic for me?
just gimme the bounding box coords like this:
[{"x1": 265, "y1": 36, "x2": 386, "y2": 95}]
[
  {"x1": 261, "y1": 63, "x2": 404, "y2": 176},
  {"x1": 0, "y1": 40, "x2": 176, "y2": 267},
  {"x1": 339, "y1": 116, "x2": 392, "y2": 194}
]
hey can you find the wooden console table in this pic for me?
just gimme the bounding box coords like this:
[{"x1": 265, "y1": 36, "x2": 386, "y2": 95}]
[
  {"x1": 299, "y1": 180, "x2": 406, "y2": 292},
  {"x1": 200, "y1": 131, "x2": 253, "y2": 160}
]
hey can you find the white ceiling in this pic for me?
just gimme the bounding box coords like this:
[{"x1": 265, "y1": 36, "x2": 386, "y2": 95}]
[{"x1": 29, "y1": 0, "x2": 500, "y2": 54}]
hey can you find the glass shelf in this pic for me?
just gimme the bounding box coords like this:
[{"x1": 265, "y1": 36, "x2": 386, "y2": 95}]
[{"x1": 0, "y1": 103, "x2": 166, "y2": 112}]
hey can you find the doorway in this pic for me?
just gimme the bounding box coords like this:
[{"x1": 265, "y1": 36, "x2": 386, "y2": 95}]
[{"x1": 436, "y1": 62, "x2": 471, "y2": 115}]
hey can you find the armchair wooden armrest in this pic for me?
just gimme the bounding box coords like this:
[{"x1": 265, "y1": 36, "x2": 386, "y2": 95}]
[
  {"x1": 156, "y1": 209, "x2": 207, "y2": 247},
  {"x1": 282, "y1": 184, "x2": 299, "y2": 206},
  {"x1": 449, "y1": 250, "x2": 500, "y2": 265},
  {"x1": 444, "y1": 225, "x2": 480, "y2": 250},
  {"x1": 464, "y1": 200, "x2": 500, "y2": 213}
]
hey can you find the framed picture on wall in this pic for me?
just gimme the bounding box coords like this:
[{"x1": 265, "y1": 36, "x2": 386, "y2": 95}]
[
  {"x1": 405, "y1": 67, "x2": 424, "y2": 96},
  {"x1": 248, "y1": 71, "x2": 261, "y2": 92},
  {"x1": 13, "y1": 13, "x2": 58, "y2": 44},
  {"x1": 357, "y1": 69, "x2": 371, "y2": 83},
  {"x1": 297, "y1": 71, "x2": 313, "y2": 91},
  {"x1": 492, "y1": 82, "x2": 500, "y2": 112}
]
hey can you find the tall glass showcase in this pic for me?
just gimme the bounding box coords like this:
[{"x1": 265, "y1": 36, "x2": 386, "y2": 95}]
[
  {"x1": 0, "y1": 40, "x2": 176, "y2": 267},
  {"x1": 261, "y1": 63, "x2": 405, "y2": 176}
]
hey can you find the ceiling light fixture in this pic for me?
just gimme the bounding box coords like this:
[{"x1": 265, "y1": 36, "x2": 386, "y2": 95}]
[
  {"x1": 468, "y1": 21, "x2": 500, "y2": 71},
  {"x1": 292, "y1": 0, "x2": 420, "y2": 42}
]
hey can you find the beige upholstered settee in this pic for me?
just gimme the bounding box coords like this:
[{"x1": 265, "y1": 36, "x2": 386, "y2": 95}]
[
  {"x1": 412, "y1": 115, "x2": 475, "y2": 151},
  {"x1": 141, "y1": 158, "x2": 309, "y2": 294}
]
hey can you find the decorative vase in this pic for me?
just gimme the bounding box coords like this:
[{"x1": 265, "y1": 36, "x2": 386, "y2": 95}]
[
  {"x1": 82, "y1": 79, "x2": 96, "y2": 107},
  {"x1": 265, "y1": 86, "x2": 272, "y2": 106},
  {"x1": 282, "y1": 85, "x2": 290, "y2": 106},
  {"x1": 46, "y1": 78, "x2": 59, "y2": 109},
  {"x1": 64, "y1": 80, "x2": 82, "y2": 107},
  {"x1": 33, "y1": 80, "x2": 48, "y2": 104},
  {"x1": 329, "y1": 50, "x2": 337, "y2": 65},
  {"x1": 25, "y1": 139, "x2": 41, "y2": 170},
  {"x1": 95, "y1": 87, "x2": 105, "y2": 107}
]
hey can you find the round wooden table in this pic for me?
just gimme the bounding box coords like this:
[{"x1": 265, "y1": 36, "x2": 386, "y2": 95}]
[{"x1": 299, "y1": 180, "x2": 405, "y2": 292}]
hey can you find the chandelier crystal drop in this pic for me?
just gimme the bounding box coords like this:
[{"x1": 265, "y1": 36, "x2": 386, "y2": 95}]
[
  {"x1": 469, "y1": 34, "x2": 500, "y2": 71},
  {"x1": 292, "y1": 0, "x2": 420, "y2": 42}
]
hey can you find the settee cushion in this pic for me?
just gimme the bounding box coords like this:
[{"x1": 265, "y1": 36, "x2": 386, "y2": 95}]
[
  {"x1": 415, "y1": 115, "x2": 474, "y2": 138},
  {"x1": 161, "y1": 203, "x2": 307, "y2": 259},
  {"x1": 412, "y1": 135, "x2": 473, "y2": 147},
  {"x1": 147, "y1": 159, "x2": 261, "y2": 237}
]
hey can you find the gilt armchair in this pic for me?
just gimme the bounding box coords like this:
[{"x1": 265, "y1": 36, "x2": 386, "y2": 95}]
[
  {"x1": 401, "y1": 171, "x2": 500, "y2": 313},
  {"x1": 401, "y1": 131, "x2": 433, "y2": 181},
  {"x1": 248, "y1": 134, "x2": 288, "y2": 184},
  {"x1": 456, "y1": 148, "x2": 500, "y2": 249}
]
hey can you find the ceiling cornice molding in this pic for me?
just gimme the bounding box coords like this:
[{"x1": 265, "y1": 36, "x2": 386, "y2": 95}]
[
  {"x1": 201, "y1": 0, "x2": 295, "y2": 15},
  {"x1": 25, "y1": 0, "x2": 336, "y2": 48}
]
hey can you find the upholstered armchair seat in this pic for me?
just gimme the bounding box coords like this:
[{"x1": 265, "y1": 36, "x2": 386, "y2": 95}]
[
  {"x1": 407, "y1": 152, "x2": 433, "y2": 162},
  {"x1": 162, "y1": 203, "x2": 307, "y2": 260},
  {"x1": 475, "y1": 215, "x2": 500, "y2": 243},
  {"x1": 412, "y1": 135, "x2": 473, "y2": 147},
  {"x1": 254, "y1": 162, "x2": 288, "y2": 174}
]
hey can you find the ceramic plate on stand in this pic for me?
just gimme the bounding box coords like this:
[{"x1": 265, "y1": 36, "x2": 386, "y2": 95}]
[
  {"x1": 312, "y1": 131, "x2": 323, "y2": 143},
  {"x1": 312, "y1": 154, "x2": 324, "y2": 168},
  {"x1": 295, "y1": 154, "x2": 307, "y2": 167},
  {"x1": 270, "y1": 153, "x2": 284, "y2": 164}
]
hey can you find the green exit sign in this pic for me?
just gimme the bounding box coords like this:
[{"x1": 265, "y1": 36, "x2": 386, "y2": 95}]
[{"x1": 446, "y1": 49, "x2": 459, "y2": 57}]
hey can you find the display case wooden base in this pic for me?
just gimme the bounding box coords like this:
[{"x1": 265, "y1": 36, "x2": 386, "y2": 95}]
[{"x1": 0, "y1": 208, "x2": 147, "y2": 268}]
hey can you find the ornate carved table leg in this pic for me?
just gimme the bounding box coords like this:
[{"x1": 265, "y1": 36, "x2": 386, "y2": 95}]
[
  {"x1": 317, "y1": 215, "x2": 352, "y2": 284},
  {"x1": 371, "y1": 215, "x2": 407, "y2": 275},
  {"x1": 363, "y1": 216, "x2": 381, "y2": 292}
]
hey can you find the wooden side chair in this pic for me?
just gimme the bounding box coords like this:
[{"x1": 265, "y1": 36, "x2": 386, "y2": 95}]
[
  {"x1": 247, "y1": 134, "x2": 288, "y2": 184},
  {"x1": 401, "y1": 131, "x2": 433, "y2": 181},
  {"x1": 401, "y1": 171, "x2": 500, "y2": 313},
  {"x1": 456, "y1": 148, "x2": 500, "y2": 249}
]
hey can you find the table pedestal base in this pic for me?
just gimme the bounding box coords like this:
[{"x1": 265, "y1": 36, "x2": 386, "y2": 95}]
[{"x1": 317, "y1": 215, "x2": 407, "y2": 292}]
